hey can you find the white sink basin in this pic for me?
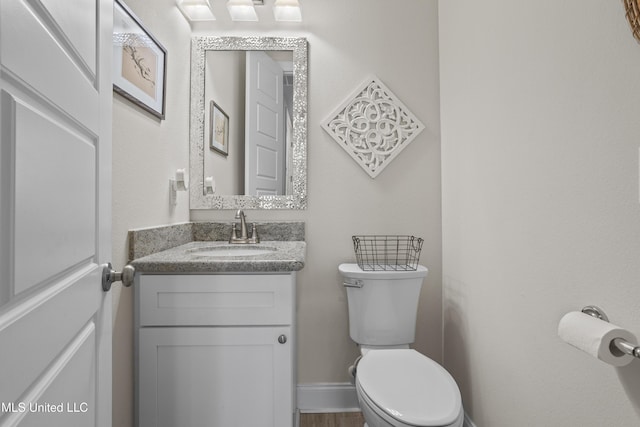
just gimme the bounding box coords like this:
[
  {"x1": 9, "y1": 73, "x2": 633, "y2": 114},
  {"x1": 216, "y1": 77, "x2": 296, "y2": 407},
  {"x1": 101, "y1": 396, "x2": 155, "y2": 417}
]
[{"x1": 188, "y1": 245, "x2": 277, "y2": 258}]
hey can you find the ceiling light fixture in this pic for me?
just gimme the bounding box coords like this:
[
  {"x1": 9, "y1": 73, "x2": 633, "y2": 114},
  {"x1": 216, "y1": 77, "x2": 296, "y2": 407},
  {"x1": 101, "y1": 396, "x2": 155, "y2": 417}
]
[
  {"x1": 273, "y1": 0, "x2": 301, "y2": 22},
  {"x1": 177, "y1": 0, "x2": 216, "y2": 21},
  {"x1": 227, "y1": 0, "x2": 258, "y2": 21}
]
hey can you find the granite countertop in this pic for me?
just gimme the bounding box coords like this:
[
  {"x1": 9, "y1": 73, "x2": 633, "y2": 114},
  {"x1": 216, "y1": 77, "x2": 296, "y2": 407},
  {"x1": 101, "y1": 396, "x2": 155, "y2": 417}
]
[{"x1": 130, "y1": 240, "x2": 306, "y2": 273}]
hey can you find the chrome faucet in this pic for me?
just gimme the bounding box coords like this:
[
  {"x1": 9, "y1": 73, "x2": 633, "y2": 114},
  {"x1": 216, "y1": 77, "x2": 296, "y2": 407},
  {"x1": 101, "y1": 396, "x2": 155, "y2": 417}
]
[{"x1": 229, "y1": 210, "x2": 260, "y2": 244}]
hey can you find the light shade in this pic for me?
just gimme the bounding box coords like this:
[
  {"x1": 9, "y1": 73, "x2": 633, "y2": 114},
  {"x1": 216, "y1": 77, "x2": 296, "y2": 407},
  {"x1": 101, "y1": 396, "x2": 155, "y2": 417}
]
[
  {"x1": 273, "y1": 0, "x2": 301, "y2": 22},
  {"x1": 177, "y1": 0, "x2": 216, "y2": 21},
  {"x1": 227, "y1": 0, "x2": 258, "y2": 21}
]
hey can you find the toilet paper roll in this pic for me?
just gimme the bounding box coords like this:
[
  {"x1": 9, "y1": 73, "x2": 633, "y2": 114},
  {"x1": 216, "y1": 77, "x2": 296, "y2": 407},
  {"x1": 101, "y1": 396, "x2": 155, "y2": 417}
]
[{"x1": 558, "y1": 311, "x2": 637, "y2": 367}]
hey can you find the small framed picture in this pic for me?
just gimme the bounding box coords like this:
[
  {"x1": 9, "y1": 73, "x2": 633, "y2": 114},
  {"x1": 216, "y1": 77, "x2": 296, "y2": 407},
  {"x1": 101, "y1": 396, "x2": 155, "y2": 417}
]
[
  {"x1": 209, "y1": 101, "x2": 229, "y2": 156},
  {"x1": 113, "y1": 0, "x2": 167, "y2": 119}
]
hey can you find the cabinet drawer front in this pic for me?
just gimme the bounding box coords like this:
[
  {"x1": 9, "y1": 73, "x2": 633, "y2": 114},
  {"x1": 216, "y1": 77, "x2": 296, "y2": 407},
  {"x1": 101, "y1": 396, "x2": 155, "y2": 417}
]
[{"x1": 139, "y1": 274, "x2": 293, "y2": 326}]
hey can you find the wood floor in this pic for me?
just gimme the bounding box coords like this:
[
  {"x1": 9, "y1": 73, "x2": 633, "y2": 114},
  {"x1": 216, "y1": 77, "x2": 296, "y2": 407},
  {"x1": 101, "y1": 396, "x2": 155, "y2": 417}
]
[{"x1": 299, "y1": 412, "x2": 365, "y2": 427}]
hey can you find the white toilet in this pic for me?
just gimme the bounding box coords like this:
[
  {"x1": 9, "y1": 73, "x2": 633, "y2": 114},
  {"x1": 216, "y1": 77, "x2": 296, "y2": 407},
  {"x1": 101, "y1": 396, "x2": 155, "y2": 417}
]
[{"x1": 340, "y1": 263, "x2": 464, "y2": 427}]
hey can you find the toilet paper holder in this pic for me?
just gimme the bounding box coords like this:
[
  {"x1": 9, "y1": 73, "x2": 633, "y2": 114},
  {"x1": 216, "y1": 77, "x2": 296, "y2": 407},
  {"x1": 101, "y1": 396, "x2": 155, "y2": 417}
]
[{"x1": 581, "y1": 305, "x2": 640, "y2": 359}]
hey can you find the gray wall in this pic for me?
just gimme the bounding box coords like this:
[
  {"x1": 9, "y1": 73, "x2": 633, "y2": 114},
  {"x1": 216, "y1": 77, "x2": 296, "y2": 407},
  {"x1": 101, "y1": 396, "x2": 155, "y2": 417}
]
[{"x1": 440, "y1": 1, "x2": 640, "y2": 425}]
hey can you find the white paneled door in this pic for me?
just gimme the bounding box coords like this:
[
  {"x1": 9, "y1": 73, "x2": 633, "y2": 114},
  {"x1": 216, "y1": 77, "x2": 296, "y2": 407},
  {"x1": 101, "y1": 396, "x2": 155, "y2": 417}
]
[
  {"x1": 245, "y1": 51, "x2": 285, "y2": 196},
  {"x1": 0, "y1": 0, "x2": 112, "y2": 426}
]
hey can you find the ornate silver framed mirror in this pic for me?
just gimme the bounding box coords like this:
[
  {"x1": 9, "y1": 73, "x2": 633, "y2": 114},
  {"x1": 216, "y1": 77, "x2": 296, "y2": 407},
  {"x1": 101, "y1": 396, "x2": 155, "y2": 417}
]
[{"x1": 189, "y1": 36, "x2": 308, "y2": 209}]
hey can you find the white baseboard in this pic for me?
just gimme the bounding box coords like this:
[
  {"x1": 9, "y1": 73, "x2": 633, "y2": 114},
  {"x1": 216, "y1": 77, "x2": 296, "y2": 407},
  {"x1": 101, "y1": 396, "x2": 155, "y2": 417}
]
[{"x1": 296, "y1": 383, "x2": 360, "y2": 413}]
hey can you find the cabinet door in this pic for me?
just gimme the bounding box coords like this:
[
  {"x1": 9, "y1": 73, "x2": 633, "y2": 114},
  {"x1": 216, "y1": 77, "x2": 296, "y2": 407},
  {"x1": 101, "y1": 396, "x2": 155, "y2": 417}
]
[{"x1": 138, "y1": 327, "x2": 293, "y2": 427}]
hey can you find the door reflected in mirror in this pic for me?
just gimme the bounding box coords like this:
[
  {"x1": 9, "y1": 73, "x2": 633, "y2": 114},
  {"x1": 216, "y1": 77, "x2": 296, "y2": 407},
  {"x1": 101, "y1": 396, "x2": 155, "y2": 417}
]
[{"x1": 204, "y1": 50, "x2": 294, "y2": 196}]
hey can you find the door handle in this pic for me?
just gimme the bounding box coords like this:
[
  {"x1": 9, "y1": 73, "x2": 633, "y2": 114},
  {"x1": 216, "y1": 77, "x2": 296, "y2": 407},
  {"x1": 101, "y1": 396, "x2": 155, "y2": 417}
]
[{"x1": 101, "y1": 263, "x2": 135, "y2": 292}]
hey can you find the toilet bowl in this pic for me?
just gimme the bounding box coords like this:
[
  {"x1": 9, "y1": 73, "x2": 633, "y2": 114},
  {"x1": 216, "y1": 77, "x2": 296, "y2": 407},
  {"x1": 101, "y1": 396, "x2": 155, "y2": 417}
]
[
  {"x1": 339, "y1": 263, "x2": 464, "y2": 427},
  {"x1": 355, "y1": 349, "x2": 463, "y2": 427}
]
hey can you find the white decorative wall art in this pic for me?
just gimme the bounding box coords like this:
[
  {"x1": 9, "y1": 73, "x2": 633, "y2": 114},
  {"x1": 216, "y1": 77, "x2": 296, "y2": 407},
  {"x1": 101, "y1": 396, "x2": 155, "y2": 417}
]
[{"x1": 322, "y1": 76, "x2": 425, "y2": 178}]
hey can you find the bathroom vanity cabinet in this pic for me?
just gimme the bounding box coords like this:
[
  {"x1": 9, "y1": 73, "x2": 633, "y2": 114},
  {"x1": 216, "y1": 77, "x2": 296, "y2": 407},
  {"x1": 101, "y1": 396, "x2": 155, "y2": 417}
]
[{"x1": 135, "y1": 273, "x2": 296, "y2": 427}]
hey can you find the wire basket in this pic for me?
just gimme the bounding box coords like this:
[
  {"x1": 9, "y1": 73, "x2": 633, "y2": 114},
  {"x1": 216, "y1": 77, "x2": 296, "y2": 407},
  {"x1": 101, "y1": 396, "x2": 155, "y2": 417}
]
[{"x1": 352, "y1": 235, "x2": 424, "y2": 271}]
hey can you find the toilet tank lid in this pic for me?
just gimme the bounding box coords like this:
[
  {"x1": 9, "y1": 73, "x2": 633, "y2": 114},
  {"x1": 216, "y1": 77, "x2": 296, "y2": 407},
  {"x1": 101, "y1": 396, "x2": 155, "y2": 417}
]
[
  {"x1": 338, "y1": 263, "x2": 428, "y2": 280},
  {"x1": 357, "y1": 349, "x2": 462, "y2": 427}
]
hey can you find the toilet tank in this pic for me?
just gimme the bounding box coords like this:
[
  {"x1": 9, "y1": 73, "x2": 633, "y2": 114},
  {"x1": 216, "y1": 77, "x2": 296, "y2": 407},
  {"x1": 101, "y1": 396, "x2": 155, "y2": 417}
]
[{"x1": 339, "y1": 263, "x2": 428, "y2": 346}]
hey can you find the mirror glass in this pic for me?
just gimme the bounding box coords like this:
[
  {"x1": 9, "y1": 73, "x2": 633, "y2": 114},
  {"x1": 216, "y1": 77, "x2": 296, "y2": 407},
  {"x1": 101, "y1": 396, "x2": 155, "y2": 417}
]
[
  {"x1": 204, "y1": 50, "x2": 293, "y2": 196},
  {"x1": 189, "y1": 36, "x2": 308, "y2": 210}
]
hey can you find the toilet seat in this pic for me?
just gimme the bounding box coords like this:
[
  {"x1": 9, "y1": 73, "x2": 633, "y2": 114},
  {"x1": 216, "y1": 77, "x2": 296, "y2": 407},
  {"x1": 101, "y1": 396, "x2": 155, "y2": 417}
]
[{"x1": 356, "y1": 349, "x2": 462, "y2": 427}]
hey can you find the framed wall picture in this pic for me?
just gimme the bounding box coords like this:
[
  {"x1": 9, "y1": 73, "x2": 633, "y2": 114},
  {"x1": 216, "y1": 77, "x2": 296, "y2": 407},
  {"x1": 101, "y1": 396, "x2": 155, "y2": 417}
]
[
  {"x1": 113, "y1": 0, "x2": 167, "y2": 119},
  {"x1": 209, "y1": 101, "x2": 229, "y2": 155}
]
